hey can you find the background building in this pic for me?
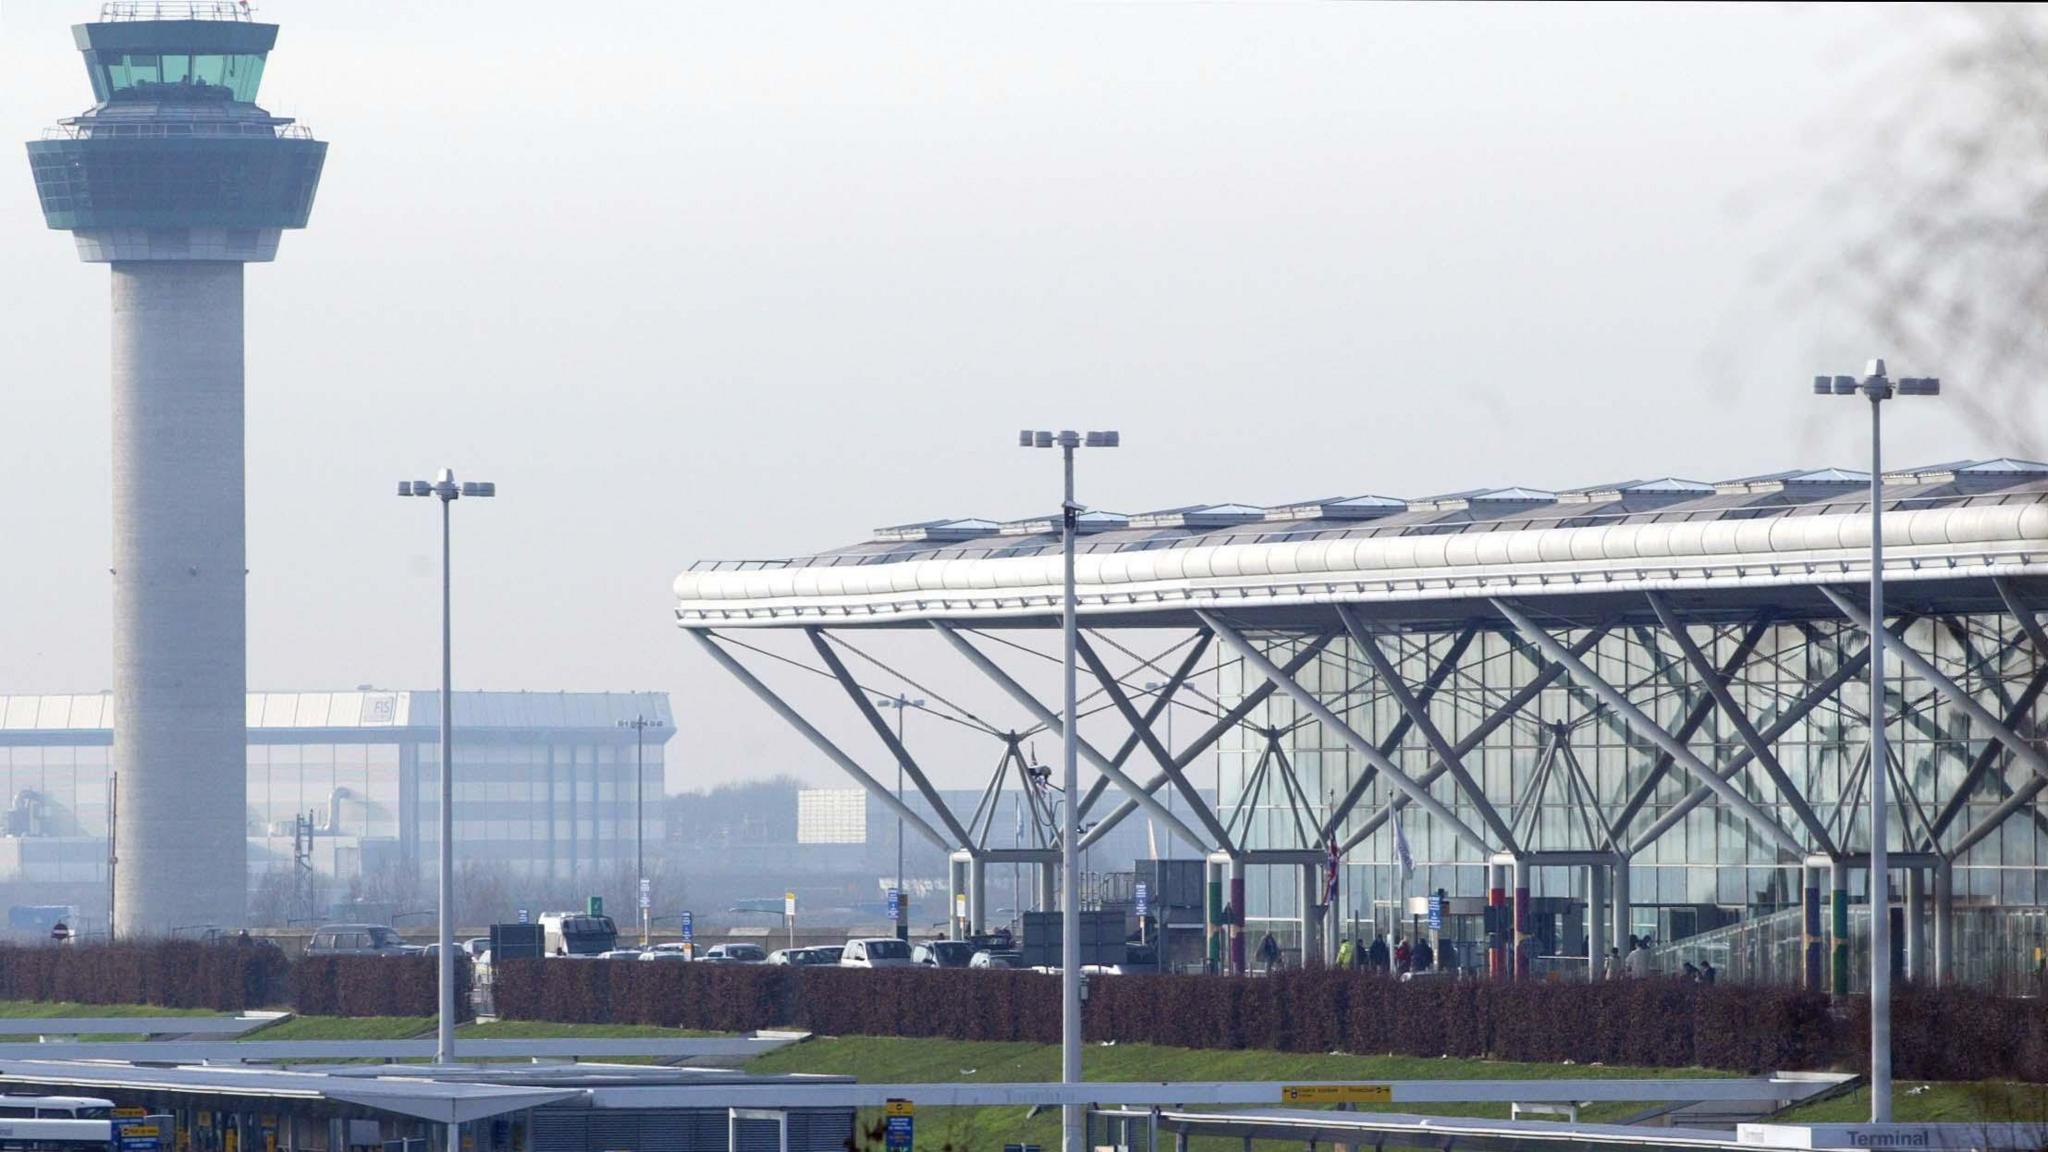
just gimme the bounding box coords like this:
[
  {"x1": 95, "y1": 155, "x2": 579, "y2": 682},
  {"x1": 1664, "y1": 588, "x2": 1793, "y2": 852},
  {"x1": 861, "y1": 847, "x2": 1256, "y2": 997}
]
[{"x1": 0, "y1": 689, "x2": 671, "y2": 934}]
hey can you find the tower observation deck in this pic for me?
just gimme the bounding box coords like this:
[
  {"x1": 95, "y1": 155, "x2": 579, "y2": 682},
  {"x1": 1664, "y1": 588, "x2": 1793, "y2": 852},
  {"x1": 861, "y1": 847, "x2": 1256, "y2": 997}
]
[{"x1": 23, "y1": 2, "x2": 326, "y2": 936}]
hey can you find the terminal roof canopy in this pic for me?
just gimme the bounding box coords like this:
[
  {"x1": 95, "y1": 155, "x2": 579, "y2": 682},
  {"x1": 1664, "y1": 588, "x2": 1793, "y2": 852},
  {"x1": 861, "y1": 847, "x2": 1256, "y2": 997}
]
[{"x1": 675, "y1": 457, "x2": 2048, "y2": 628}]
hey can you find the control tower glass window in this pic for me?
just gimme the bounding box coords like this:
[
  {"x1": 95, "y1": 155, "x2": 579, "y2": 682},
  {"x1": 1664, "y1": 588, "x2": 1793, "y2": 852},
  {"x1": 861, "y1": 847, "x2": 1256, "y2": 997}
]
[{"x1": 93, "y1": 52, "x2": 266, "y2": 103}]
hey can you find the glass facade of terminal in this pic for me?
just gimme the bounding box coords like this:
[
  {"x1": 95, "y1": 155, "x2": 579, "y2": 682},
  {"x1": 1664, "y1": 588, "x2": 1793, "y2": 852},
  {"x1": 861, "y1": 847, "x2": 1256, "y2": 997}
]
[
  {"x1": 0, "y1": 690, "x2": 671, "y2": 906},
  {"x1": 1220, "y1": 616, "x2": 2048, "y2": 938}
]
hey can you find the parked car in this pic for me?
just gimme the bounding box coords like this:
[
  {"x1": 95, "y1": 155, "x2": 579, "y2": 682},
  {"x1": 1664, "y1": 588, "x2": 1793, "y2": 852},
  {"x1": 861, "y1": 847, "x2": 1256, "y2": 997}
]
[
  {"x1": 969, "y1": 950, "x2": 1017, "y2": 969},
  {"x1": 305, "y1": 924, "x2": 409, "y2": 957},
  {"x1": 913, "y1": 941, "x2": 976, "y2": 969},
  {"x1": 811, "y1": 945, "x2": 844, "y2": 964},
  {"x1": 767, "y1": 948, "x2": 822, "y2": 965},
  {"x1": 839, "y1": 937, "x2": 914, "y2": 968},
  {"x1": 596, "y1": 948, "x2": 644, "y2": 960},
  {"x1": 639, "y1": 943, "x2": 692, "y2": 961},
  {"x1": 701, "y1": 943, "x2": 768, "y2": 964},
  {"x1": 462, "y1": 937, "x2": 491, "y2": 959}
]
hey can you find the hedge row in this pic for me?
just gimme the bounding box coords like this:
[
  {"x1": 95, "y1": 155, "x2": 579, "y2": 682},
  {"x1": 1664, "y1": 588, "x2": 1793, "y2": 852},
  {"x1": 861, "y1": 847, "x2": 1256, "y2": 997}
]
[
  {"x1": 491, "y1": 960, "x2": 2048, "y2": 1081},
  {"x1": 291, "y1": 955, "x2": 458, "y2": 1019},
  {"x1": 0, "y1": 941, "x2": 287, "y2": 1011}
]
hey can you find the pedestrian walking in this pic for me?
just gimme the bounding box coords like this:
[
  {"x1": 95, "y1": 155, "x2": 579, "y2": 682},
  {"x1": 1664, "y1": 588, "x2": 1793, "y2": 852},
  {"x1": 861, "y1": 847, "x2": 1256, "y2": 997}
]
[
  {"x1": 1415, "y1": 937, "x2": 1435, "y2": 972},
  {"x1": 1257, "y1": 932, "x2": 1281, "y2": 974},
  {"x1": 1336, "y1": 937, "x2": 1356, "y2": 970},
  {"x1": 1604, "y1": 947, "x2": 1621, "y2": 980},
  {"x1": 1438, "y1": 937, "x2": 1458, "y2": 974},
  {"x1": 1394, "y1": 936, "x2": 1412, "y2": 974},
  {"x1": 1368, "y1": 933, "x2": 1390, "y2": 973}
]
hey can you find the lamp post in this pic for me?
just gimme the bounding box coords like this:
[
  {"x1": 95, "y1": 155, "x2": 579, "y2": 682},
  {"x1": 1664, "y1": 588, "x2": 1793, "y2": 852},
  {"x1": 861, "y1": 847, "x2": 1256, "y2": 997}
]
[
  {"x1": 1018, "y1": 428, "x2": 1119, "y2": 1152},
  {"x1": 617, "y1": 715, "x2": 666, "y2": 947},
  {"x1": 873, "y1": 694, "x2": 923, "y2": 940},
  {"x1": 398, "y1": 467, "x2": 494, "y2": 1067},
  {"x1": 1143, "y1": 681, "x2": 1175, "y2": 861},
  {"x1": 1813, "y1": 359, "x2": 1938, "y2": 1125}
]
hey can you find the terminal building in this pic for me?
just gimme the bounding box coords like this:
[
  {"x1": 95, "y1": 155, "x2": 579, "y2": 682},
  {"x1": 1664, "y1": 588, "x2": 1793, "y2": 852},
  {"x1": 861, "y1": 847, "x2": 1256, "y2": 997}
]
[
  {"x1": 0, "y1": 690, "x2": 671, "y2": 931},
  {"x1": 676, "y1": 457, "x2": 2048, "y2": 989}
]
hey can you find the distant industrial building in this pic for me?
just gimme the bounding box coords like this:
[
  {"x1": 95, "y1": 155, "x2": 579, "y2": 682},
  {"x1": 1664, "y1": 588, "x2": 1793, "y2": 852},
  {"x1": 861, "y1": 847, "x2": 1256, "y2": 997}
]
[{"x1": 0, "y1": 690, "x2": 671, "y2": 931}]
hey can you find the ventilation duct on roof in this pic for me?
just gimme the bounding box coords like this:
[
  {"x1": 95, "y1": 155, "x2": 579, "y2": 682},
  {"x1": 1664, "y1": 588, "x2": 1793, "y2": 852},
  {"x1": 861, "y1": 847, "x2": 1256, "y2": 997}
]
[
  {"x1": 870, "y1": 518, "x2": 1002, "y2": 543},
  {"x1": 1263, "y1": 495, "x2": 1407, "y2": 522},
  {"x1": 996, "y1": 510, "x2": 1129, "y2": 536},
  {"x1": 1128, "y1": 503, "x2": 1267, "y2": 529}
]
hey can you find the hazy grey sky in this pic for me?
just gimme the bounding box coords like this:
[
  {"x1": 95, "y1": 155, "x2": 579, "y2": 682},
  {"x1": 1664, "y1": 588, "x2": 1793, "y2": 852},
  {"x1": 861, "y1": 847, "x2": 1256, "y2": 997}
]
[{"x1": 0, "y1": 2, "x2": 2002, "y2": 793}]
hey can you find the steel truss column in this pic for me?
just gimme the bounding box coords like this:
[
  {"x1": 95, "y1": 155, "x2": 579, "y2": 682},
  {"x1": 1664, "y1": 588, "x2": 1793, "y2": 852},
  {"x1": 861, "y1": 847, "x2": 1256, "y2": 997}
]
[
  {"x1": 1821, "y1": 587, "x2": 2048, "y2": 856},
  {"x1": 1630, "y1": 637, "x2": 1874, "y2": 856},
  {"x1": 1644, "y1": 595, "x2": 1836, "y2": 856},
  {"x1": 1588, "y1": 863, "x2": 1607, "y2": 981},
  {"x1": 1511, "y1": 857, "x2": 1530, "y2": 980},
  {"x1": 1344, "y1": 629, "x2": 1607, "y2": 853},
  {"x1": 1933, "y1": 857, "x2": 1953, "y2": 986},
  {"x1": 1340, "y1": 608, "x2": 1520, "y2": 854},
  {"x1": 1074, "y1": 633, "x2": 1215, "y2": 821},
  {"x1": 1075, "y1": 634, "x2": 1236, "y2": 853},
  {"x1": 932, "y1": 622, "x2": 1212, "y2": 853},
  {"x1": 1323, "y1": 625, "x2": 1480, "y2": 837},
  {"x1": 1491, "y1": 599, "x2": 1806, "y2": 859},
  {"x1": 1903, "y1": 866, "x2": 1925, "y2": 983},
  {"x1": 685, "y1": 629, "x2": 953, "y2": 850},
  {"x1": 1488, "y1": 861, "x2": 1508, "y2": 980},
  {"x1": 1609, "y1": 622, "x2": 1771, "y2": 838},
  {"x1": 1803, "y1": 862, "x2": 1824, "y2": 992},
  {"x1": 1198, "y1": 610, "x2": 1496, "y2": 857},
  {"x1": 808, "y1": 628, "x2": 975, "y2": 847},
  {"x1": 1083, "y1": 635, "x2": 1334, "y2": 849},
  {"x1": 1830, "y1": 858, "x2": 1851, "y2": 998},
  {"x1": 1611, "y1": 857, "x2": 1631, "y2": 964}
]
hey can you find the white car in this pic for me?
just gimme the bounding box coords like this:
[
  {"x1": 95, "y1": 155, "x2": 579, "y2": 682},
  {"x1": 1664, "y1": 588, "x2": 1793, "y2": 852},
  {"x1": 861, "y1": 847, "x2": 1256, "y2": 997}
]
[
  {"x1": 596, "y1": 948, "x2": 643, "y2": 960},
  {"x1": 839, "y1": 937, "x2": 914, "y2": 968},
  {"x1": 639, "y1": 943, "x2": 692, "y2": 961},
  {"x1": 701, "y1": 943, "x2": 768, "y2": 964}
]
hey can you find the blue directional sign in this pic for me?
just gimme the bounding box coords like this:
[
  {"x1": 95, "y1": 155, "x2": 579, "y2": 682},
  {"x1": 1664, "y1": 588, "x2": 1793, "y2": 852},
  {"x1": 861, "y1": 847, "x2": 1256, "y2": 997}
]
[
  {"x1": 886, "y1": 887, "x2": 901, "y2": 919},
  {"x1": 680, "y1": 911, "x2": 694, "y2": 941},
  {"x1": 1134, "y1": 882, "x2": 1149, "y2": 918},
  {"x1": 1427, "y1": 894, "x2": 1443, "y2": 933}
]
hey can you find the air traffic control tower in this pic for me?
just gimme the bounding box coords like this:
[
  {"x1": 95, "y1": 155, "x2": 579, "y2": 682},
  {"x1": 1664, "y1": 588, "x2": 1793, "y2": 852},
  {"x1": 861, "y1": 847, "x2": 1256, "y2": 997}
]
[{"x1": 25, "y1": 3, "x2": 326, "y2": 935}]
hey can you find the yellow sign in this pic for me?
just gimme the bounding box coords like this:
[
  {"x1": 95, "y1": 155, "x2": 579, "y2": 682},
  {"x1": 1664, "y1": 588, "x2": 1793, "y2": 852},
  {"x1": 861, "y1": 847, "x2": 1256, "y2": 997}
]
[
  {"x1": 113, "y1": 1109, "x2": 147, "y2": 1119},
  {"x1": 883, "y1": 1100, "x2": 915, "y2": 1117},
  {"x1": 1280, "y1": 1084, "x2": 1394, "y2": 1105},
  {"x1": 123, "y1": 1127, "x2": 162, "y2": 1139}
]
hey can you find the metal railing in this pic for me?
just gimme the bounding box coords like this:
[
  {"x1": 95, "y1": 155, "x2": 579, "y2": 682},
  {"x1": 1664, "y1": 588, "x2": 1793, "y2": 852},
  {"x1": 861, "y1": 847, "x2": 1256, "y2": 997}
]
[
  {"x1": 43, "y1": 122, "x2": 312, "y2": 140},
  {"x1": 100, "y1": 2, "x2": 256, "y2": 21}
]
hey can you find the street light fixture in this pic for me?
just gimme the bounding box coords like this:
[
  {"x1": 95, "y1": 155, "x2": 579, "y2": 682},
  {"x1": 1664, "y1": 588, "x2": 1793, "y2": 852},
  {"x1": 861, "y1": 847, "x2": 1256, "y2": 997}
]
[
  {"x1": 1812, "y1": 357, "x2": 1938, "y2": 1125},
  {"x1": 617, "y1": 715, "x2": 667, "y2": 947},
  {"x1": 1143, "y1": 681, "x2": 1175, "y2": 862},
  {"x1": 873, "y1": 694, "x2": 924, "y2": 941},
  {"x1": 397, "y1": 467, "x2": 494, "y2": 1068},
  {"x1": 1018, "y1": 427, "x2": 1118, "y2": 1152}
]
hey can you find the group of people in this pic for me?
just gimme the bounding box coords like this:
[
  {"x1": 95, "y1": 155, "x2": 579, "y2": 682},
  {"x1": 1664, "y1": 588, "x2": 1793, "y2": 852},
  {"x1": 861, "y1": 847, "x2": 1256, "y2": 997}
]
[
  {"x1": 1599, "y1": 934, "x2": 1716, "y2": 982},
  {"x1": 1331, "y1": 932, "x2": 1456, "y2": 975}
]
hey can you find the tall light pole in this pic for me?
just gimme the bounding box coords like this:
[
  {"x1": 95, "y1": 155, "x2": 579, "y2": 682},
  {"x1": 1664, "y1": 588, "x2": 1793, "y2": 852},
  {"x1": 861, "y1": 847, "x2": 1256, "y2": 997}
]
[
  {"x1": 1019, "y1": 428, "x2": 1119, "y2": 1152},
  {"x1": 874, "y1": 694, "x2": 923, "y2": 940},
  {"x1": 1144, "y1": 681, "x2": 1175, "y2": 861},
  {"x1": 1813, "y1": 359, "x2": 1938, "y2": 1125},
  {"x1": 398, "y1": 468, "x2": 494, "y2": 1067},
  {"x1": 618, "y1": 715, "x2": 666, "y2": 947}
]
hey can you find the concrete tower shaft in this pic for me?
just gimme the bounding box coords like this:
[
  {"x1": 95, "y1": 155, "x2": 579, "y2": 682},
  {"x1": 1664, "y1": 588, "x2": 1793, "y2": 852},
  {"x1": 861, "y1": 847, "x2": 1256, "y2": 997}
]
[
  {"x1": 110, "y1": 263, "x2": 248, "y2": 936},
  {"x1": 24, "y1": 6, "x2": 325, "y2": 937}
]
